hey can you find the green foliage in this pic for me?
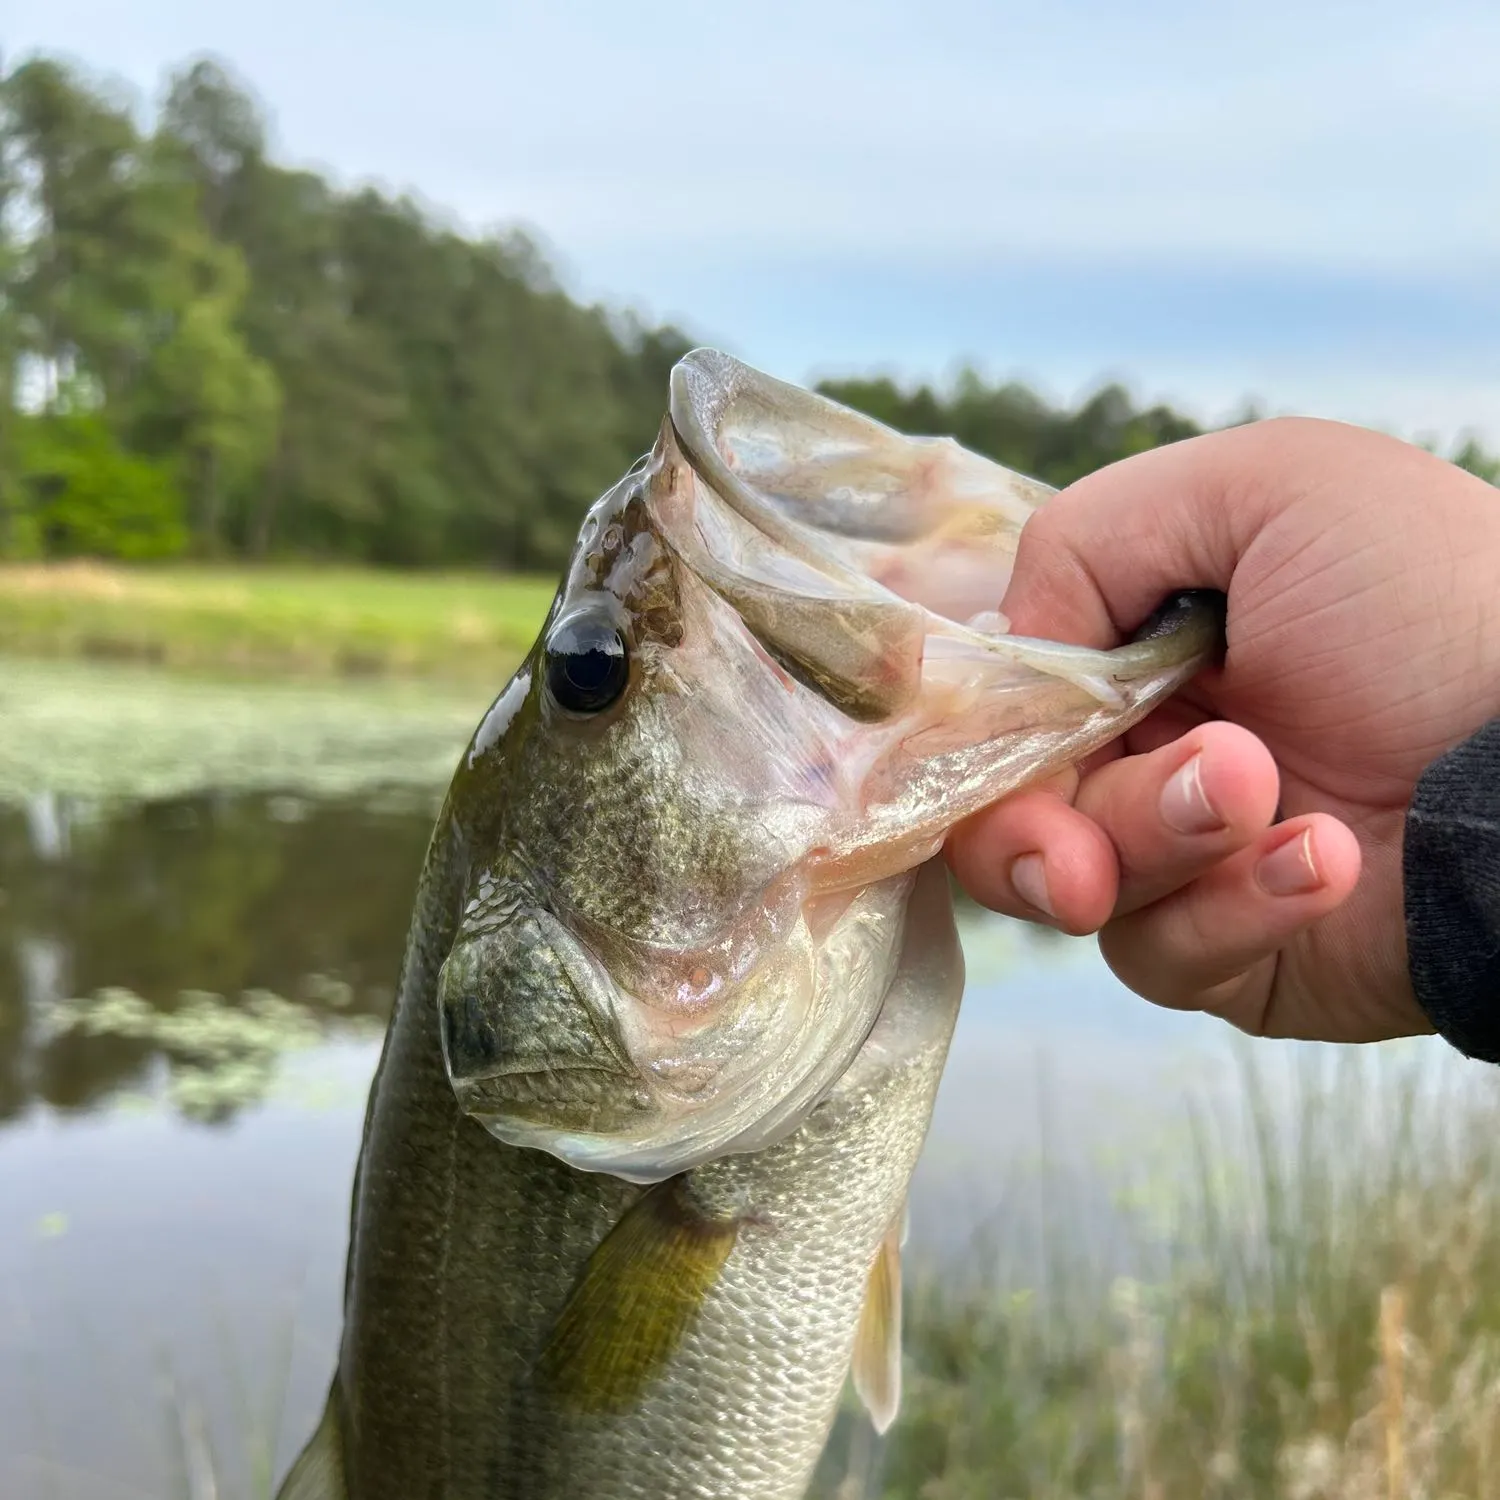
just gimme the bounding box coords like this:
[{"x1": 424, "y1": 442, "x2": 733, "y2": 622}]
[
  {"x1": 137, "y1": 56, "x2": 694, "y2": 565},
  {"x1": 0, "y1": 54, "x2": 283, "y2": 556},
  {"x1": 141, "y1": 240, "x2": 281, "y2": 547},
  {"x1": 0, "y1": 50, "x2": 1492, "y2": 572},
  {"x1": 1453, "y1": 434, "x2": 1500, "y2": 485},
  {"x1": 12, "y1": 404, "x2": 187, "y2": 558}
]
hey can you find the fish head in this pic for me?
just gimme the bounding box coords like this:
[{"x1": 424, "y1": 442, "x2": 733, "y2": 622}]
[{"x1": 437, "y1": 350, "x2": 1223, "y2": 1183}]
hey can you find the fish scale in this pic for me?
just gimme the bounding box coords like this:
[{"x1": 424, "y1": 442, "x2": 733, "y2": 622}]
[
  {"x1": 277, "y1": 352, "x2": 1222, "y2": 1500},
  {"x1": 508, "y1": 700, "x2": 764, "y2": 945},
  {"x1": 335, "y1": 839, "x2": 943, "y2": 1500}
]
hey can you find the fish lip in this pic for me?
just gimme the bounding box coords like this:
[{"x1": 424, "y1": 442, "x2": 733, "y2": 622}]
[
  {"x1": 475, "y1": 1117, "x2": 695, "y2": 1185},
  {"x1": 455, "y1": 1052, "x2": 635, "y2": 1082},
  {"x1": 454, "y1": 1059, "x2": 636, "y2": 1100},
  {"x1": 453, "y1": 1062, "x2": 649, "y2": 1140}
]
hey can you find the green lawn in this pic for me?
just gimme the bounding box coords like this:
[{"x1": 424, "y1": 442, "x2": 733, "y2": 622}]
[{"x1": 0, "y1": 562, "x2": 558, "y2": 681}]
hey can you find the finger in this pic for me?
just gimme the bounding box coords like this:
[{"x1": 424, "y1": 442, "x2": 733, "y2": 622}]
[
  {"x1": 1098, "y1": 814, "x2": 1363, "y2": 1031},
  {"x1": 1072, "y1": 721, "x2": 1280, "y2": 917},
  {"x1": 999, "y1": 431, "x2": 1266, "y2": 647},
  {"x1": 949, "y1": 722, "x2": 1277, "y2": 932},
  {"x1": 946, "y1": 776, "x2": 1124, "y2": 936}
]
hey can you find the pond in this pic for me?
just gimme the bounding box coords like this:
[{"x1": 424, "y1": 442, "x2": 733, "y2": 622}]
[{"x1": 0, "y1": 660, "x2": 1460, "y2": 1500}]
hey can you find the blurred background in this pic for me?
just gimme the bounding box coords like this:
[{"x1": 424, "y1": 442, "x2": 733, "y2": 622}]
[{"x1": 0, "y1": 4, "x2": 1497, "y2": 1498}]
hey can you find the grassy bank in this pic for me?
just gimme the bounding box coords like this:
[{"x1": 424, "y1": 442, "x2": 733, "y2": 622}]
[{"x1": 0, "y1": 562, "x2": 557, "y2": 682}]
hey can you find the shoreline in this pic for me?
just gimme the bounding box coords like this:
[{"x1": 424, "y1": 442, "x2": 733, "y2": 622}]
[{"x1": 0, "y1": 561, "x2": 556, "y2": 685}]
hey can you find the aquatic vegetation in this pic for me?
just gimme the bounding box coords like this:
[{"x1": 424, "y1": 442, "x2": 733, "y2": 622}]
[
  {"x1": 42, "y1": 985, "x2": 383, "y2": 1120},
  {"x1": 0, "y1": 658, "x2": 479, "y2": 805}
]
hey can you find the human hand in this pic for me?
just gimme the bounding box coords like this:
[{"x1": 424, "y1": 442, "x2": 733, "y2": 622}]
[{"x1": 947, "y1": 418, "x2": 1500, "y2": 1042}]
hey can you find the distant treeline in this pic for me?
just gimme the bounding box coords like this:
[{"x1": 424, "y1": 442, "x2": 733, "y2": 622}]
[
  {"x1": 816, "y1": 374, "x2": 1500, "y2": 495},
  {"x1": 1, "y1": 54, "x2": 1494, "y2": 569}
]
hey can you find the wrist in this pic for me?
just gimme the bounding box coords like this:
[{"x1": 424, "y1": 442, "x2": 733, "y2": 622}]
[{"x1": 1403, "y1": 717, "x2": 1500, "y2": 1063}]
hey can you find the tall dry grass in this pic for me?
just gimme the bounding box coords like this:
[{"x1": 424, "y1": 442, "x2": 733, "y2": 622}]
[{"x1": 818, "y1": 1044, "x2": 1500, "y2": 1500}]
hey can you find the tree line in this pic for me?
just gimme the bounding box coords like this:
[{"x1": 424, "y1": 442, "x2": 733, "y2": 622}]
[{"x1": 1, "y1": 53, "x2": 1493, "y2": 569}]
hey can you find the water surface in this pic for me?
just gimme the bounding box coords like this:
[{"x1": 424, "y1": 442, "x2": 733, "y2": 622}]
[{"x1": 0, "y1": 661, "x2": 1462, "y2": 1499}]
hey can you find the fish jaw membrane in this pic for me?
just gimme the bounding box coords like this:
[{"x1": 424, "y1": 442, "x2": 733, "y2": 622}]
[
  {"x1": 798, "y1": 587, "x2": 1227, "y2": 888},
  {"x1": 657, "y1": 351, "x2": 1220, "y2": 740},
  {"x1": 439, "y1": 878, "x2": 915, "y2": 1184}
]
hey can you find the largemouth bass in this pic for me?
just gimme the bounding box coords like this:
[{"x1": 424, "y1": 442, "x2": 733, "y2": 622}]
[{"x1": 279, "y1": 351, "x2": 1222, "y2": 1500}]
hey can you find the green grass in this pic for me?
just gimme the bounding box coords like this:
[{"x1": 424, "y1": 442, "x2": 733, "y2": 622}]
[{"x1": 0, "y1": 562, "x2": 558, "y2": 682}]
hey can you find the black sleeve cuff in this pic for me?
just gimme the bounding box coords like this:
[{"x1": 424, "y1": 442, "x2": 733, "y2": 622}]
[{"x1": 1403, "y1": 716, "x2": 1500, "y2": 1063}]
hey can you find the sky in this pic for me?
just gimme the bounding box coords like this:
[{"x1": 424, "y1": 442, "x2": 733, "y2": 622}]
[{"x1": 9, "y1": 0, "x2": 1498, "y2": 443}]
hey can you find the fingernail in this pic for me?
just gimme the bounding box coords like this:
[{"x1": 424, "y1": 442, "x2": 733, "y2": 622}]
[
  {"x1": 1255, "y1": 828, "x2": 1323, "y2": 897},
  {"x1": 1160, "y1": 753, "x2": 1223, "y2": 835},
  {"x1": 1011, "y1": 853, "x2": 1054, "y2": 917}
]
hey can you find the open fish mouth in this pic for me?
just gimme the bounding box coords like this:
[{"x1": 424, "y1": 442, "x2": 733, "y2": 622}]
[
  {"x1": 438, "y1": 349, "x2": 1225, "y2": 1185},
  {"x1": 650, "y1": 349, "x2": 1222, "y2": 875}
]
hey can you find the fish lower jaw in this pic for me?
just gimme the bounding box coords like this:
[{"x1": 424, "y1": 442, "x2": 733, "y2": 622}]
[{"x1": 476, "y1": 1115, "x2": 682, "y2": 1184}]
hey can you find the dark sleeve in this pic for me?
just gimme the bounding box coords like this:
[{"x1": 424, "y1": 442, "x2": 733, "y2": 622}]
[{"x1": 1403, "y1": 717, "x2": 1500, "y2": 1062}]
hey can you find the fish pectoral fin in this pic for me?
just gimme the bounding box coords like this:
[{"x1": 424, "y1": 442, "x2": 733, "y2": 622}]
[
  {"x1": 852, "y1": 1207, "x2": 904, "y2": 1435},
  {"x1": 275, "y1": 1382, "x2": 347, "y2": 1500},
  {"x1": 536, "y1": 1176, "x2": 740, "y2": 1413}
]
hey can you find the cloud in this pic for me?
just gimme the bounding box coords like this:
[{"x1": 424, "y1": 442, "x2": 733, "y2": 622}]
[
  {"x1": 8, "y1": 0, "x2": 1497, "y2": 436},
  {"x1": 13, "y1": 0, "x2": 1499, "y2": 266}
]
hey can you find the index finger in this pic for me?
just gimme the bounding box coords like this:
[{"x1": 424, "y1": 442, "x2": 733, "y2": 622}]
[{"x1": 999, "y1": 419, "x2": 1347, "y2": 646}]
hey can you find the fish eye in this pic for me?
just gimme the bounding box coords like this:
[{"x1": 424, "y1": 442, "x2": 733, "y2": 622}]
[{"x1": 544, "y1": 613, "x2": 630, "y2": 715}]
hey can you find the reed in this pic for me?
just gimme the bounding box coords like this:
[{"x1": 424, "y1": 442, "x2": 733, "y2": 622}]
[{"x1": 816, "y1": 1042, "x2": 1500, "y2": 1499}]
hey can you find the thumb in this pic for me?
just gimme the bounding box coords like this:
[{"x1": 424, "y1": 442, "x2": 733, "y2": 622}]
[{"x1": 1000, "y1": 420, "x2": 1295, "y2": 648}]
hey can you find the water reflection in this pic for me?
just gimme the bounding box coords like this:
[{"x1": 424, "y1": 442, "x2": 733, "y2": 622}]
[
  {"x1": 0, "y1": 786, "x2": 1469, "y2": 1500},
  {"x1": 44, "y1": 988, "x2": 386, "y2": 1121},
  {"x1": 0, "y1": 792, "x2": 432, "y2": 1122},
  {"x1": 0, "y1": 789, "x2": 1095, "y2": 1500}
]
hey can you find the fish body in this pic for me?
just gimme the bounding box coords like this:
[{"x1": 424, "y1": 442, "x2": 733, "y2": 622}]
[{"x1": 279, "y1": 352, "x2": 1221, "y2": 1500}]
